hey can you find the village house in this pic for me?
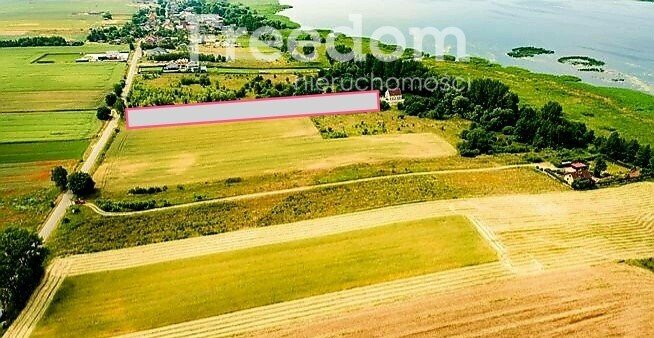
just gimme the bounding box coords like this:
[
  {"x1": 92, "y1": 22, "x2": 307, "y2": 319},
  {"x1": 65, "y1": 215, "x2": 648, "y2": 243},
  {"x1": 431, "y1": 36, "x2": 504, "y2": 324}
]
[
  {"x1": 163, "y1": 59, "x2": 207, "y2": 73},
  {"x1": 561, "y1": 160, "x2": 594, "y2": 185},
  {"x1": 383, "y1": 88, "x2": 404, "y2": 105},
  {"x1": 563, "y1": 169, "x2": 593, "y2": 185}
]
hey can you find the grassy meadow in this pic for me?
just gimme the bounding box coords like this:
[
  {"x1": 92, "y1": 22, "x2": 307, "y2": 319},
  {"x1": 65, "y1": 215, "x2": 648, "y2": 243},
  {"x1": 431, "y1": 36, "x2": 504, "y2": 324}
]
[
  {"x1": 94, "y1": 118, "x2": 457, "y2": 192},
  {"x1": 36, "y1": 216, "x2": 496, "y2": 337},
  {"x1": 0, "y1": 0, "x2": 137, "y2": 39},
  {"x1": 50, "y1": 167, "x2": 563, "y2": 255},
  {"x1": 0, "y1": 44, "x2": 127, "y2": 112}
]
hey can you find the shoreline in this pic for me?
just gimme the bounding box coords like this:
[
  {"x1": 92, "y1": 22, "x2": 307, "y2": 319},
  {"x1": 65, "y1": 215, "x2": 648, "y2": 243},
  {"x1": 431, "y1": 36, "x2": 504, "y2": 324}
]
[{"x1": 275, "y1": 0, "x2": 654, "y2": 95}]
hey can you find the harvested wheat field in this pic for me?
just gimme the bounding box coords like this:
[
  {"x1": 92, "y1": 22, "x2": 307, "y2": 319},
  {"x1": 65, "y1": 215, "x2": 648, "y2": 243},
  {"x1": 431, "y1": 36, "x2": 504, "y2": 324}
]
[
  {"x1": 9, "y1": 183, "x2": 654, "y2": 338},
  {"x1": 258, "y1": 263, "x2": 654, "y2": 338}
]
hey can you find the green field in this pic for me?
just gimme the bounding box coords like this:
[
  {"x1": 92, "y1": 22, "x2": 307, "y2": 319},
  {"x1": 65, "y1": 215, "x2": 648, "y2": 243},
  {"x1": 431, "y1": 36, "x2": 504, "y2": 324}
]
[
  {"x1": 0, "y1": 140, "x2": 89, "y2": 164},
  {"x1": 36, "y1": 216, "x2": 496, "y2": 337},
  {"x1": 0, "y1": 111, "x2": 100, "y2": 143},
  {"x1": 50, "y1": 167, "x2": 562, "y2": 255},
  {"x1": 0, "y1": 0, "x2": 137, "y2": 39},
  {"x1": 0, "y1": 45, "x2": 127, "y2": 113},
  {"x1": 95, "y1": 118, "x2": 457, "y2": 192}
]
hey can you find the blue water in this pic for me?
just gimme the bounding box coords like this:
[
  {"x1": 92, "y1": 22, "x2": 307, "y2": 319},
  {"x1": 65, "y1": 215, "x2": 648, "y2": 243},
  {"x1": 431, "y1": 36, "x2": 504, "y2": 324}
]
[{"x1": 280, "y1": 0, "x2": 654, "y2": 93}]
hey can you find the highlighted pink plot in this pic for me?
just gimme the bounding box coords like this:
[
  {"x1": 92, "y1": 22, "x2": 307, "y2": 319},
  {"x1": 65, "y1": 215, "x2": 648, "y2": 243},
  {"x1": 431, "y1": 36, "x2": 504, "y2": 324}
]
[{"x1": 126, "y1": 90, "x2": 380, "y2": 129}]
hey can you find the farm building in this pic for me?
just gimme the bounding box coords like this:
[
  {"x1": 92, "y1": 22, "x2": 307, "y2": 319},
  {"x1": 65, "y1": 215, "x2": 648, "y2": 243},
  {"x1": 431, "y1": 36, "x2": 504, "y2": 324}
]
[
  {"x1": 77, "y1": 51, "x2": 129, "y2": 62},
  {"x1": 163, "y1": 59, "x2": 207, "y2": 73}
]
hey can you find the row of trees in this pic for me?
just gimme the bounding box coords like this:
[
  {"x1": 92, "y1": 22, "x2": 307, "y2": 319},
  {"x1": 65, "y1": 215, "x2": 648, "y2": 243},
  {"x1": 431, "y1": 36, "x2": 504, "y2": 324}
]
[
  {"x1": 128, "y1": 77, "x2": 245, "y2": 107},
  {"x1": 0, "y1": 228, "x2": 47, "y2": 327},
  {"x1": 50, "y1": 167, "x2": 95, "y2": 196},
  {"x1": 97, "y1": 80, "x2": 126, "y2": 120},
  {"x1": 0, "y1": 36, "x2": 83, "y2": 48},
  {"x1": 595, "y1": 132, "x2": 653, "y2": 170}
]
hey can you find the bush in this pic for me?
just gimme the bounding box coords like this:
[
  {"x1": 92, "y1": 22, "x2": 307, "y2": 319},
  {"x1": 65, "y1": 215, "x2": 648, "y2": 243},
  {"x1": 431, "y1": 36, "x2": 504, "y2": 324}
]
[
  {"x1": 128, "y1": 186, "x2": 167, "y2": 195},
  {"x1": 225, "y1": 177, "x2": 243, "y2": 184},
  {"x1": 97, "y1": 199, "x2": 157, "y2": 212},
  {"x1": 571, "y1": 178, "x2": 596, "y2": 191}
]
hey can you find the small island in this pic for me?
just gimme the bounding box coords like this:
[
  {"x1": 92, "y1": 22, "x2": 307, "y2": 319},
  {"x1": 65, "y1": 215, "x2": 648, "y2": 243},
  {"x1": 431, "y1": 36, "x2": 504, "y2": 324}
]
[
  {"x1": 558, "y1": 56, "x2": 605, "y2": 67},
  {"x1": 507, "y1": 46, "x2": 555, "y2": 58},
  {"x1": 558, "y1": 56, "x2": 606, "y2": 72}
]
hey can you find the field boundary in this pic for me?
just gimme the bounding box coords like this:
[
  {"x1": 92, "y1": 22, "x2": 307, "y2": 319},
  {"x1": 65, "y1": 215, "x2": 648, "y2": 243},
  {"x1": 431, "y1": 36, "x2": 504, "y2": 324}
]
[{"x1": 85, "y1": 164, "x2": 539, "y2": 216}]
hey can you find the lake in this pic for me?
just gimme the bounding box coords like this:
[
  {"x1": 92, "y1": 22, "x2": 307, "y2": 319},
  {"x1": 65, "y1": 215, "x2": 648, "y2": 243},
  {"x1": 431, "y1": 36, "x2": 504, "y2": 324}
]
[{"x1": 279, "y1": 0, "x2": 654, "y2": 93}]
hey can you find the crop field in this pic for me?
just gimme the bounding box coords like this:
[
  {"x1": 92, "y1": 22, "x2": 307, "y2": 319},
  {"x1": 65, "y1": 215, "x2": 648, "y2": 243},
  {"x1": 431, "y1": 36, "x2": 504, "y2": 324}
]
[
  {"x1": 33, "y1": 216, "x2": 496, "y2": 338},
  {"x1": 94, "y1": 118, "x2": 457, "y2": 192},
  {"x1": 262, "y1": 264, "x2": 654, "y2": 337},
  {"x1": 0, "y1": 140, "x2": 89, "y2": 164},
  {"x1": 0, "y1": 0, "x2": 137, "y2": 39},
  {"x1": 426, "y1": 59, "x2": 654, "y2": 145},
  {"x1": 15, "y1": 183, "x2": 654, "y2": 338},
  {"x1": 0, "y1": 45, "x2": 127, "y2": 112},
  {"x1": 0, "y1": 160, "x2": 74, "y2": 230},
  {"x1": 50, "y1": 167, "x2": 563, "y2": 255},
  {"x1": 0, "y1": 111, "x2": 100, "y2": 143}
]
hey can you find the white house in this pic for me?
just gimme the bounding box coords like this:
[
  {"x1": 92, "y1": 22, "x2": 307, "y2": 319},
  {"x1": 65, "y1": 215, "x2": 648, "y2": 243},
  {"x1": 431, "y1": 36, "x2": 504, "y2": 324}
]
[{"x1": 383, "y1": 88, "x2": 404, "y2": 105}]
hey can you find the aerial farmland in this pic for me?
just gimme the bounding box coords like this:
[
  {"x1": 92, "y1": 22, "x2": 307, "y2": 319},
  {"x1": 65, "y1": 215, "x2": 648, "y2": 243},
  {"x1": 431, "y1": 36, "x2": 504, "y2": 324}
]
[{"x1": 1, "y1": 0, "x2": 653, "y2": 337}]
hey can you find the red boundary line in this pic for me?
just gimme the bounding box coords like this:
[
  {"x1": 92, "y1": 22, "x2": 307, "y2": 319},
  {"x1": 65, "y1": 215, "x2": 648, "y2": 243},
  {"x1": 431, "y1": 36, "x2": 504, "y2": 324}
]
[{"x1": 125, "y1": 90, "x2": 381, "y2": 130}]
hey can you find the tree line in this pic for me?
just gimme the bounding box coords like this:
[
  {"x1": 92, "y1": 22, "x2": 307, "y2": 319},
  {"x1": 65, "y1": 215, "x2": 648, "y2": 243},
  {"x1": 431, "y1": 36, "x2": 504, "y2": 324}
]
[{"x1": 0, "y1": 36, "x2": 83, "y2": 48}]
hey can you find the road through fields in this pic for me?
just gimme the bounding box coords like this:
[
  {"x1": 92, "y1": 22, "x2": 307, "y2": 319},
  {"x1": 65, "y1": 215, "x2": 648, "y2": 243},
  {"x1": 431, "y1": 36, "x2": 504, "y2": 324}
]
[{"x1": 37, "y1": 43, "x2": 141, "y2": 241}]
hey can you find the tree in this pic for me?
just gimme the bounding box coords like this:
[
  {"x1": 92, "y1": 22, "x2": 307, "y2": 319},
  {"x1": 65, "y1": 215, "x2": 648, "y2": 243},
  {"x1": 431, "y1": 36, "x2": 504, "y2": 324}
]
[
  {"x1": 113, "y1": 80, "x2": 125, "y2": 97},
  {"x1": 601, "y1": 132, "x2": 626, "y2": 161},
  {"x1": 0, "y1": 228, "x2": 47, "y2": 324},
  {"x1": 96, "y1": 106, "x2": 112, "y2": 121},
  {"x1": 114, "y1": 99, "x2": 126, "y2": 118},
  {"x1": 67, "y1": 172, "x2": 95, "y2": 196},
  {"x1": 625, "y1": 140, "x2": 640, "y2": 163},
  {"x1": 380, "y1": 100, "x2": 390, "y2": 111},
  {"x1": 50, "y1": 166, "x2": 68, "y2": 190},
  {"x1": 635, "y1": 145, "x2": 652, "y2": 168},
  {"x1": 593, "y1": 157, "x2": 607, "y2": 177},
  {"x1": 105, "y1": 93, "x2": 117, "y2": 107}
]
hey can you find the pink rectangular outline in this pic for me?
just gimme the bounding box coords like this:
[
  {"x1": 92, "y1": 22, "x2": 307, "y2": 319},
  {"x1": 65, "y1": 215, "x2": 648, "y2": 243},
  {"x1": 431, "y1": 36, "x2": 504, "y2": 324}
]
[{"x1": 125, "y1": 90, "x2": 381, "y2": 130}]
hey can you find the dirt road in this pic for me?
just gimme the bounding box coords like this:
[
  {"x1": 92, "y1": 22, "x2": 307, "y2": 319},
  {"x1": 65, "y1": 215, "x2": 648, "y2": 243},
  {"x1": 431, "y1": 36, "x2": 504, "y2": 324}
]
[{"x1": 84, "y1": 164, "x2": 541, "y2": 217}]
